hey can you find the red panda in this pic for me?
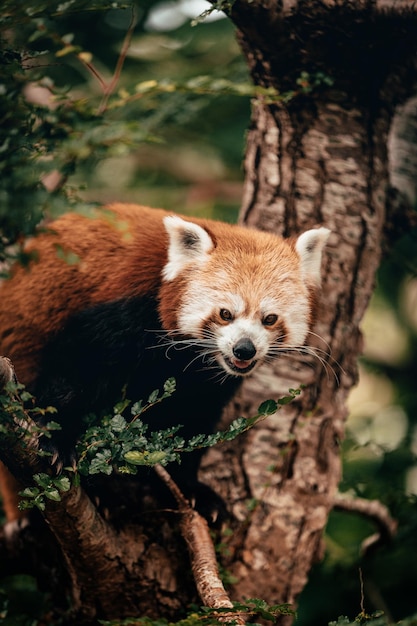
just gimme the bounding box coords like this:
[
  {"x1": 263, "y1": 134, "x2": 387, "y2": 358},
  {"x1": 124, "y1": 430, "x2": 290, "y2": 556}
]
[{"x1": 0, "y1": 203, "x2": 330, "y2": 522}]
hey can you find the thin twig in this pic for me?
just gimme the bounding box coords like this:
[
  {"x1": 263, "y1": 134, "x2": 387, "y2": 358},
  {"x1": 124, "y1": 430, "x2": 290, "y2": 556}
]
[
  {"x1": 359, "y1": 567, "x2": 366, "y2": 615},
  {"x1": 98, "y1": 6, "x2": 137, "y2": 114},
  {"x1": 72, "y1": 6, "x2": 137, "y2": 114},
  {"x1": 77, "y1": 57, "x2": 107, "y2": 91}
]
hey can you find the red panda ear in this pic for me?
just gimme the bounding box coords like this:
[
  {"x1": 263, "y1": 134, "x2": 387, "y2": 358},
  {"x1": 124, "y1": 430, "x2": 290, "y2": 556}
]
[
  {"x1": 162, "y1": 215, "x2": 215, "y2": 281},
  {"x1": 295, "y1": 227, "x2": 331, "y2": 286}
]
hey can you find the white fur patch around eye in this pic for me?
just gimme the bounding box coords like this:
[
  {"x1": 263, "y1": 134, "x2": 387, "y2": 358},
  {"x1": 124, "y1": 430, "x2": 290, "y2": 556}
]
[
  {"x1": 260, "y1": 296, "x2": 310, "y2": 346},
  {"x1": 178, "y1": 289, "x2": 246, "y2": 337},
  {"x1": 178, "y1": 287, "x2": 218, "y2": 336},
  {"x1": 260, "y1": 296, "x2": 279, "y2": 317},
  {"x1": 223, "y1": 293, "x2": 245, "y2": 316}
]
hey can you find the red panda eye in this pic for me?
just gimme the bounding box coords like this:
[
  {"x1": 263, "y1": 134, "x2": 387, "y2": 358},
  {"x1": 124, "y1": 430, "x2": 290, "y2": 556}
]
[
  {"x1": 263, "y1": 314, "x2": 278, "y2": 326},
  {"x1": 220, "y1": 308, "x2": 233, "y2": 322}
]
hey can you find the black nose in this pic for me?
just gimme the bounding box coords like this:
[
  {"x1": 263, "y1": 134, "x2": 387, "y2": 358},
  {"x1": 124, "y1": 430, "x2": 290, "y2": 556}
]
[{"x1": 233, "y1": 338, "x2": 257, "y2": 361}]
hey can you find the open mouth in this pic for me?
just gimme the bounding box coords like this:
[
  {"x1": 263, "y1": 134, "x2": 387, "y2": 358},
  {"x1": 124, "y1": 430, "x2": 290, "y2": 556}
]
[{"x1": 224, "y1": 356, "x2": 257, "y2": 375}]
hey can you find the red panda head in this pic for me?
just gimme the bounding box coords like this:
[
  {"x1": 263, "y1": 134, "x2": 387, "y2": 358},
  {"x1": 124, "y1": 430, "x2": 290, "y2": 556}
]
[{"x1": 159, "y1": 215, "x2": 330, "y2": 377}]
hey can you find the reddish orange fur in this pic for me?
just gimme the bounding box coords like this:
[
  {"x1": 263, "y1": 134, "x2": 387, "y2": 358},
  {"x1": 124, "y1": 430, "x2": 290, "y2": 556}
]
[
  {"x1": 0, "y1": 203, "x2": 306, "y2": 388},
  {"x1": 0, "y1": 203, "x2": 315, "y2": 522},
  {"x1": 1, "y1": 205, "x2": 166, "y2": 387},
  {"x1": 0, "y1": 467, "x2": 25, "y2": 522}
]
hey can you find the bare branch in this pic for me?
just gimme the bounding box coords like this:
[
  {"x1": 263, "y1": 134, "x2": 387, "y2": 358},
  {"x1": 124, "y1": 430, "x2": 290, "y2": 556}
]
[
  {"x1": 154, "y1": 464, "x2": 246, "y2": 625},
  {"x1": 333, "y1": 493, "x2": 397, "y2": 555}
]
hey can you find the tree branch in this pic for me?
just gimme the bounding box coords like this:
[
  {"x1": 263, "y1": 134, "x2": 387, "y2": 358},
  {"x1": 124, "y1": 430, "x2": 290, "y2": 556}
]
[
  {"x1": 0, "y1": 356, "x2": 139, "y2": 621},
  {"x1": 154, "y1": 464, "x2": 246, "y2": 625},
  {"x1": 333, "y1": 493, "x2": 397, "y2": 555}
]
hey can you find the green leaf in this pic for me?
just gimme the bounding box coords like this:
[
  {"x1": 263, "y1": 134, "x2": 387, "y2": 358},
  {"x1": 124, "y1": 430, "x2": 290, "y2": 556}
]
[
  {"x1": 35, "y1": 498, "x2": 46, "y2": 512},
  {"x1": 110, "y1": 414, "x2": 127, "y2": 432},
  {"x1": 45, "y1": 488, "x2": 61, "y2": 501},
  {"x1": 124, "y1": 450, "x2": 167, "y2": 466},
  {"x1": 54, "y1": 476, "x2": 71, "y2": 492},
  {"x1": 277, "y1": 395, "x2": 296, "y2": 406},
  {"x1": 131, "y1": 400, "x2": 143, "y2": 415},
  {"x1": 258, "y1": 399, "x2": 278, "y2": 416},
  {"x1": 19, "y1": 390, "x2": 33, "y2": 402},
  {"x1": 113, "y1": 398, "x2": 131, "y2": 414},
  {"x1": 33, "y1": 473, "x2": 53, "y2": 488},
  {"x1": 89, "y1": 450, "x2": 112, "y2": 475},
  {"x1": 163, "y1": 377, "x2": 176, "y2": 395},
  {"x1": 147, "y1": 389, "x2": 159, "y2": 404},
  {"x1": 19, "y1": 487, "x2": 40, "y2": 498},
  {"x1": 117, "y1": 464, "x2": 137, "y2": 475}
]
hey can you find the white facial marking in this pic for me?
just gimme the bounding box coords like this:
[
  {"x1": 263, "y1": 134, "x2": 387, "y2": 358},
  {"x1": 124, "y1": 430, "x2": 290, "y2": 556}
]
[
  {"x1": 172, "y1": 224, "x2": 330, "y2": 377},
  {"x1": 216, "y1": 317, "x2": 269, "y2": 375},
  {"x1": 178, "y1": 281, "x2": 311, "y2": 377},
  {"x1": 260, "y1": 296, "x2": 309, "y2": 346}
]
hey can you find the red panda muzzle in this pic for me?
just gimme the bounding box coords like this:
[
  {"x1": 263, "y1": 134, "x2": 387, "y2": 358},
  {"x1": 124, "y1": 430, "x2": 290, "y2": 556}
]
[{"x1": 229, "y1": 337, "x2": 257, "y2": 373}]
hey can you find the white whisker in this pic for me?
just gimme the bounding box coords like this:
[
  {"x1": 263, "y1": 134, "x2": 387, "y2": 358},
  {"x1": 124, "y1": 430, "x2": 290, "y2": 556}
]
[
  {"x1": 306, "y1": 329, "x2": 333, "y2": 353},
  {"x1": 143, "y1": 326, "x2": 342, "y2": 385},
  {"x1": 182, "y1": 348, "x2": 217, "y2": 373},
  {"x1": 266, "y1": 341, "x2": 342, "y2": 384},
  {"x1": 144, "y1": 327, "x2": 226, "y2": 376}
]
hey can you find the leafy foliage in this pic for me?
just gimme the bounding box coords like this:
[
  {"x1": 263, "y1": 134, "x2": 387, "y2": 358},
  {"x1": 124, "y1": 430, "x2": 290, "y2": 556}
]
[
  {"x1": 75, "y1": 383, "x2": 300, "y2": 479},
  {"x1": 98, "y1": 597, "x2": 295, "y2": 625},
  {"x1": 329, "y1": 613, "x2": 417, "y2": 626},
  {"x1": 0, "y1": 0, "x2": 264, "y2": 266},
  {"x1": 0, "y1": 374, "x2": 300, "y2": 511},
  {"x1": 0, "y1": 1, "x2": 128, "y2": 261},
  {"x1": 0, "y1": 381, "x2": 59, "y2": 441},
  {"x1": 19, "y1": 473, "x2": 71, "y2": 512}
]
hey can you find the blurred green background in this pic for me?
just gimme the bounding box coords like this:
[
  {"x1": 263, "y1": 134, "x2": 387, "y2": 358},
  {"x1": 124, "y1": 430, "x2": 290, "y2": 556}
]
[{"x1": 1, "y1": 1, "x2": 417, "y2": 624}]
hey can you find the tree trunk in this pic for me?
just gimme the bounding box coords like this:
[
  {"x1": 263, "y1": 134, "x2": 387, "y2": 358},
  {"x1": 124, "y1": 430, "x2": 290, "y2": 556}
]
[{"x1": 200, "y1": 0, "x2": 417, "y2": 621}]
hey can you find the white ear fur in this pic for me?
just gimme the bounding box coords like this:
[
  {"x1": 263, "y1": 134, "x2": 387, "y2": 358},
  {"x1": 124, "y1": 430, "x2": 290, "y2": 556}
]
[
  {"x1": 295, "y1": 227, "x2": 331, "y2": 285},
  {"x1": 162, "y1": 215, "x2": 214, "y2": 281}
]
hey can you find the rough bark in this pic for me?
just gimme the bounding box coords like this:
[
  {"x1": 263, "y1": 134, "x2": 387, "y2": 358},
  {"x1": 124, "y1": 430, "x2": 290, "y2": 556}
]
[{"x1": 199, "y1": 0, "x2": 417, "y2": 621}]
